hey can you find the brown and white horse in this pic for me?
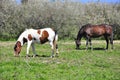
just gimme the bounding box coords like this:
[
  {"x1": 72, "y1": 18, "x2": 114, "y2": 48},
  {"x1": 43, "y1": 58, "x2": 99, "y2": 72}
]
[
  {"x1": 75, "y1": 24, "x2": 113, "y2": 50},
  {"x1": 14, "y1": 28, "x2": 59, "y2": 58}
]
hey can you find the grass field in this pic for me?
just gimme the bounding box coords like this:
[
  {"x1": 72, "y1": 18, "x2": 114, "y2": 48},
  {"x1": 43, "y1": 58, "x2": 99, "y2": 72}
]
[{"x1": 0, "y1": 40, "x2": 120, "y2": 80}]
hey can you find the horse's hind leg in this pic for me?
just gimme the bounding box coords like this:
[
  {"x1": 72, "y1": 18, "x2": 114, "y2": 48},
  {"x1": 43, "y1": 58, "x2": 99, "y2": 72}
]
[
  {"x1": 110, "y1": 34, "x2": 113, "y2": 49},
  {"x1": 104, "y1": 36, "x2": 109, "y2": 49},
  {"x1": 86, "y1": 38, "x2": 89, "y2": 50},
  {"x1": 50, "y1": 42, "x2": 55, "y2": 58},
  {"x1": 110, "y1": 39, "x2": 113, "y2": 49},
  {"x1": 110, "y1": 32, "x2": 113, "y2": 49},
  {"x1": 55, "y1": 44, "x2": 59, "y2": 57},
  {"x1": 86, "y1": 36, "x2": 91, "y2": 50},
  {"x1": 53, "y1": 40, "x2": 59, "y2": 57}
]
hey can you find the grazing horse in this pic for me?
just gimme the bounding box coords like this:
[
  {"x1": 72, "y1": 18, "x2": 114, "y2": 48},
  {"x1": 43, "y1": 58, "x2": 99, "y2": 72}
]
[
  {"x1": 75, "y1": 24, "x2": 113, "y2": 50},
  {"x1": 14, "y1": 28, "x2": 59, "y2": 58}
]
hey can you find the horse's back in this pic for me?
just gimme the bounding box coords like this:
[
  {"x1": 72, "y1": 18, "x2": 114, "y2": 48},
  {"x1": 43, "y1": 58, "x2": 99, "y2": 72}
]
[
  {"x1": 41, "y1": 28, "x2": 55, "y2": 34},
  {"x1": 26, "y1": 28, "x2": 55, "y2": 37},
  {"x1": 24, "y1": 28, "x2": 56, "y2": 42},
  {"x1": 80, "y1": 24, "x2": 113, "y2": 37},
  {"x1": 40, "y1": 28, "x2": 56, "y2": 37}
]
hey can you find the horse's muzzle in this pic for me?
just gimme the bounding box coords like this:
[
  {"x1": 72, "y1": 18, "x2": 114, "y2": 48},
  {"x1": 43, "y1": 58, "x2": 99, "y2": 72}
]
[{"x1": 14, "y1": 51, "x2": 20, "y2": 57}]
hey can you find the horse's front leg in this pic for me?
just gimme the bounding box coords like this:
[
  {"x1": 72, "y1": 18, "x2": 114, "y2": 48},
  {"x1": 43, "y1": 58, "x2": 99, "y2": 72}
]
[
  {"x1": 89, "y1": 39, "x2": 93, "y2": 50},
  {"x1": 31, "y1": 43, "x2": 37, "y2": 57},
  {"x1": 26, "y1": 41, "x2": 32, "y2": 57}
]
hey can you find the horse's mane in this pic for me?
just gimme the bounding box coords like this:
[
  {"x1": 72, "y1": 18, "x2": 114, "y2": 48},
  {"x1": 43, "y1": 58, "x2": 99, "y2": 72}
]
[
  {"x1": 16, "y1": 28, "x2": 30, "y2": 40},
  {"x1": 99, "y1": 24, "x2": 107, "y2": 26},
  {"x1": 25, "y1": 28, "x2": 34, "y2": 31},
  {"x1": 16, "y1": 29, "x2": 25, "y2": 39},
  {"x1": 79, "y1": 24, "x2": 91, "y2": 32}
]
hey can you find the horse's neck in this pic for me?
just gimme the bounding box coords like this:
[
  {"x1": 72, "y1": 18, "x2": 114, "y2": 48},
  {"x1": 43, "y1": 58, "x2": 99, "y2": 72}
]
[
  {"x1": 77, "y1": 33, "x2": 83, "y2": 41},
  {"x1": 17, "y1": 31, "x2": 27, "y2": 46}
]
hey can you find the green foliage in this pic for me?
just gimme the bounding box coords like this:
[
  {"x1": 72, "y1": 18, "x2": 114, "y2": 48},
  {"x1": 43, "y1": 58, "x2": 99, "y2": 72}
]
[
  {"x1": 0, "y1": 0, "x2": 120, "y2": 40},
  {"x1": 0, "y1": 40, "x2": 120, "y2": 80}
]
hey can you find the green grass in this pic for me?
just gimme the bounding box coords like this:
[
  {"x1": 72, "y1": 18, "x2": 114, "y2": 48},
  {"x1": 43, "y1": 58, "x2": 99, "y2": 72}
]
[{"x1": 0, "y1": 40, "x2": 120, "y2": 80}]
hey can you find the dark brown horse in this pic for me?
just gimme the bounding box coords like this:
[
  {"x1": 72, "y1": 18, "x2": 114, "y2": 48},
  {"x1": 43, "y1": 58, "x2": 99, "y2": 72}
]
[{"x1": 75, "y1": 24, "x2": 113, "y2": 50}]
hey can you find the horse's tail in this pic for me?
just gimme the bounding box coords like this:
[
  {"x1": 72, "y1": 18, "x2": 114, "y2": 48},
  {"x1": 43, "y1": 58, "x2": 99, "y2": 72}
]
[
  {"x1": 53, "y1": 31, "x2": 59, "y2": 54},
  {"x1": 109, "y1": 25, "x2": 114, "y2": 41},
  {"x1": 54, "y1": 31, "x2": 58, "y2": 42},
  {"x1": 109, "y1": 25, "x2": 114, "y2": 49},
  {"x1": 111, "y1": 30, "x2": 114, "y2": 41}
]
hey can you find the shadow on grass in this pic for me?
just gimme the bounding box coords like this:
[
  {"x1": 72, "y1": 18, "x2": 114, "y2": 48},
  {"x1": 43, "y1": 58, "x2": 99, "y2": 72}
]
[
  {"x1": 93, "y1": 48, "x2": 105, "y2": 50},
  {"x1": 20, "y1": 54, "x2": 50, "y2": 58},
  {"x1": 76, "y1": 47, "x2": 105, "y2": 50}
]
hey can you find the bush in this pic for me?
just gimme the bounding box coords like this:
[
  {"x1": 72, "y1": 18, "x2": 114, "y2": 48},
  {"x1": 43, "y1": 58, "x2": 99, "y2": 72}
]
[{"x1": 0, "y1": 0, "x2": 120, "y2": 40}]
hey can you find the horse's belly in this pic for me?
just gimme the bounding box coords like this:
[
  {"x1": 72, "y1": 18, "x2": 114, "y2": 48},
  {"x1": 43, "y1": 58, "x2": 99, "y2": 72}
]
[
  {"x1": 91, "y1": 35, "x2": 102, "y2": 38},
  {"x1": 33, "y1": 38, "x2": 41, "y2": 43}
]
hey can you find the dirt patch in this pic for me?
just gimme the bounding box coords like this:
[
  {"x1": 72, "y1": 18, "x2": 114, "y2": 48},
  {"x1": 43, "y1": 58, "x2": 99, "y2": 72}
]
[
  {"x1": 0, "y1": 40, "x2": 120, "y2": 47},
  {"x1": 0, "y1": 41, "x2": 15, "y2": 47}
]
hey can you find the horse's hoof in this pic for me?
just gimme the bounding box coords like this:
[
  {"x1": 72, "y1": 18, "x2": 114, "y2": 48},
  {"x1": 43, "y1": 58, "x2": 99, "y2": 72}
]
[
  {"x1": 50, "y1": 56, "x2": 55, "y2": 58},
  {"x1": 33, "y1": 54, "x2": 39, "y2": 57},
  {"x1": 26, "y1": 54, "x2": 29, "y2": 58}
]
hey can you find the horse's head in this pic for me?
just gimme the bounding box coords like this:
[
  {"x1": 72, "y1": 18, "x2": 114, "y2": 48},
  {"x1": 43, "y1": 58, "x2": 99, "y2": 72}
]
[
  {"x1": 14, "y1": 41, "x2": 22, "y2": 56},
  {"x1": 75, "y1": 38, "x2": 81, "y2": 50}
]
